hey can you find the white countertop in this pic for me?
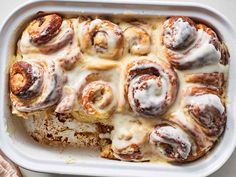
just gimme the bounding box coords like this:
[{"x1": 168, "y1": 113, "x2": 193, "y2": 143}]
[{"x1": 1, "y1": 0, "x2": 236, "y2": 177}]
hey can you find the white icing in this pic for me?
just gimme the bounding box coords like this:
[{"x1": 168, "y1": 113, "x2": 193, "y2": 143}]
[
  {"x1": 185, "y1": 94, "x2": 225, "y2": 114},
  {"x1": 27, "y1": 64, "x2": 43, "y2": 92},
  {"x1": 55, "y1": 86, "x2": 76, "y2": 114},
  {"x1": 127, "y1": 62, "x2": 171, "y2": 115},
  {"x1": 172, "y1": 110, "x2": 214, "y2": 150},
  {"x1": 111, "y1": 115, "x2": 148, "y2": 153},
  {"x1": 164, "y1": 18, "x2": 197, "y2": 49},
  {"x1": 67, "y1": 69, "x2": 93, "y2": 90},
  {"x1": 150, "y1": 126, "x2": 191, "y2": 159},
  {"x1": 170, "y1": 29, "x2": 221, "y2": 67},
  {"x1": 130, "y1": 76, "x2": 167, "y2": 109}
]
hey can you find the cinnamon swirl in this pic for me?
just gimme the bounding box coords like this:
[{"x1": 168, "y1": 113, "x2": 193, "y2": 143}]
[
  {"x1": 10, "y1": 59, "x2": 63, "y2": 113},
  {"x1": 72, "y1": 72, "x2": 117, "y2": 124},
  {"x1": 125, "y1": 59, "x2": 179, "y2": 117},
  {"x1": 19, "y1": 14, "x2": 74, "y2": 54},
  {"x1": 78, "y1": 19, "x2": 124, "y2": 59},
  {"x1": 184, "y1": 86, "x2": 226, "y2": 137},
  {"x1": 162, "y1": 16, "x2": 229, "y2": 69},
  {"x1": 149, "y1": 122, "x2": 194, "y2": 162}
]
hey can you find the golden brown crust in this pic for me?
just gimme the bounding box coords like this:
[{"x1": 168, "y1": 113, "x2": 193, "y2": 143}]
[
  {"x1": 10, "y1": 61, "x2": 43, "y2": 99},
  {"x1": 20, "y1": 17, "x2": 74, "y2": 55},
  {"x1": 220, "y1": 42, "x2": 230, "y2": 65},
  {"x1": 100, "y1": 145, "x2": 118, "y2": 160},
  {"x1": 28, "y1": 14, "x2": 63, "y2": 45},
  {"x1": 150, "y1": 114, "x2": 217, "y2": 163},
  {"x1": 58, "y1": 53, "x2": 80, "y2": 71}
]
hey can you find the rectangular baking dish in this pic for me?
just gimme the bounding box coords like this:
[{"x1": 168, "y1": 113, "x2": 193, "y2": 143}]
[{"x1": 0, "y1": 0, "x2": 236, "y2": 176}]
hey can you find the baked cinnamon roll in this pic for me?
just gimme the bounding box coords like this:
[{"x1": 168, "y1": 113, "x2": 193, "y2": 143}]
[
  {"x1": 19, "y1": 14, "x2": 74, "y2": 54},
  {"x1": 10, "y1": 59, "x2": 63, "y2": 112},
  {"x1": 184, "y1": 86, "x2": 226, "y2": 137},
  {"x1": 110, "y1": 115, "x2": 149, "y2": 161},
  {"x1": 125, "y1": 59, "x2": 179, "y2": 117},
  {"x1": 149, "y1": 123, "x2": 195, "y2": 162},
  {"x1": 72, "y1": 72, "x2": 117, "y2": 124},
  {"x1": 78, "y1": 19, "x2": 124, "y2": 59},
  {"x1": 162, "y1": 16, "x2": 228, "y2": 69},
  {"x1": 123, "y1": 24, "x2": 151, "y2": 55}
]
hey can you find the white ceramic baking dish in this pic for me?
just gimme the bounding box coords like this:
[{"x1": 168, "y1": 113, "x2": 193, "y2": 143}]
[{"x1": 0, "y1": 0, "x2": 236, "y2": 176}]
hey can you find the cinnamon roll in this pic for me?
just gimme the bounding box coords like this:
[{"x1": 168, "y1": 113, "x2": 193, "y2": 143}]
[
  {"x1": 125, "y1": 59, "x2": 179, "y2": 117},
  {"x1": 184, "y1": 86, "x2": 226, "y2": 137},
  {"x1": 123, "y1": 24, "x2": 151, "y2": 55},
  {"x1": 78, "y1": 19, "x2": 124, "y2": 59},
  {"x1": 19, "y1": 14, "x2": 74, "y2": 54},
  {"x1": 72, "y1": 72, "x2": 117, "y2": 124},
  {"x1": 110, "y1": 115, "x2": 149, "y2": 161},
  {"x1": 149, "y1": 123, "x2": 195, "y2": 162},
  {"x1": 10, "y1": 59, "x2": 63, "y2": 112},
  {"x1": 162, "y1": 16, "x2": 228, "y2": 69}
]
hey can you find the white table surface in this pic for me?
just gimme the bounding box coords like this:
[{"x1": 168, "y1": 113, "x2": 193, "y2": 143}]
[{"x1": 1, "y1": 0, "x2": 236, "y2": 176}]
